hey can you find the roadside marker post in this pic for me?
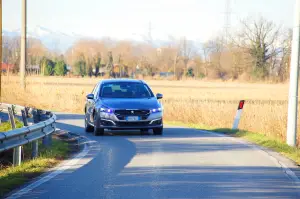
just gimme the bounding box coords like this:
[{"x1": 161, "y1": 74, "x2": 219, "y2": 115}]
[{"x1": 232, "y1": 100, "x2": 245, "y2": 130}]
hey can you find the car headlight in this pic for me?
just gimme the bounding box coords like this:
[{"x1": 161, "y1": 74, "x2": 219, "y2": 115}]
[
  {"x1": 100, "y1": 106, "x2": 113, "y2": 113},
  {"x1": 150, "y1": 107, "x2": 162, "y2": 113}
]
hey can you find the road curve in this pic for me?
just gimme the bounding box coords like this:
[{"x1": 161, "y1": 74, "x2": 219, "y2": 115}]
[{"x1": 9, "y1": 113, "x2": 300, "y2": 199}]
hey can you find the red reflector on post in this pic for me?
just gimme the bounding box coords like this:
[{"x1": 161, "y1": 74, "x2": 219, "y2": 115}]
[{"x1": 238, "y1": 100, "x2": 245, "y2": 110}]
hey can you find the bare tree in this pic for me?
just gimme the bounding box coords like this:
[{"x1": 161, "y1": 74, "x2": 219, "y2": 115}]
[
  {"x1": 202, "y1": 37, "x2": 224, "y2": 78},
  {"x1": 232, "y1": 17, "x2": 281, "y2": 79},
  {"x1": 3, "y1": 36, "x2": 21, "y2": 73},
  {"x1": 277, "y1": 29, "x2": 292, "y2": 81},
  {"x1": 180, "y1": 37, "x2": 195, "y2": 69}
]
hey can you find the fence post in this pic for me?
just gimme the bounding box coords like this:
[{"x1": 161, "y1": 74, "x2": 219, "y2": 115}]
[{"x1": 8, "y1": 107, "x2": 21, "y2": 166}]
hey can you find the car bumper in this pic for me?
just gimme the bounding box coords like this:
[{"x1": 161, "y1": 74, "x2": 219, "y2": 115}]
[
  {"x1": 97, "y1": 112, "x2": 163, "y2": 130},
  {"x1": 100, "y1": 125, "x2": 163, "y2": 130}
]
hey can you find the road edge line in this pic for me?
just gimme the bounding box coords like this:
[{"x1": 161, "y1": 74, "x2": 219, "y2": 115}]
[
  {"x1": 5, "y1": 131, "x2": 91, "y2": 199},
  {"x1": 203, "y1": 130, "x2": 300, "y2": 187}
]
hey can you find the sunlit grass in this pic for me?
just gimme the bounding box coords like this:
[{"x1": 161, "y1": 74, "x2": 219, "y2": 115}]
[
  {"x1": 0, "y1": 119, "x2": 23, "y2": 132},
  {"x1": 2, "y1": 75, "x2": 296, "y2": 143},
  {"x1": 0, "y1": 139, "x2": 69, "y2": 197}
]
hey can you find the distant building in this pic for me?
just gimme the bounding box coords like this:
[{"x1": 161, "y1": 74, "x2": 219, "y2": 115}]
[
  {"x1": 66, "y1": 65, "x2": 72, "y2": 71},
  {"x1": 159, "y1": 72, "x2": 174, "y2": 77},
  {"x1": 26, "y1": 65, "x2": 40, "y2": 74},
  {"x1": 1, "y1": 63, "x2": 14, "y2": 72}
]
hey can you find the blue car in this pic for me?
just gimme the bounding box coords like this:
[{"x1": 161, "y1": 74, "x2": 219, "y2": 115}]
[{"x1": 84, "y1": 79, "x2": 163, "y2": 136}]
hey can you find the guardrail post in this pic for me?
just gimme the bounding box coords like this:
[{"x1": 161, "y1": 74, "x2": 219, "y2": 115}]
[
  {"x1": 32, "y1": 109, "x2": 40, "y2": 123},
  {"x1": 8, "y1": 107, "x2": 21, "y2": 166},
  {"x1": 36, "y1": 109, "x2": 51, "y2": 148},
  {"x1": 24, "y1": 107, "x2": 30, "y2": 118},
  {"x1": 21, "y1": 110, "x2": 28, "y2": 126},
  {"x1": 33, "y1": 109, "x2": 50, "y2": 148},
  {"x1": 32, "y1": 140, "x2": 38, "y2": 159},
  {"x1": 22, "y1": 109, "x2": 38, "y2": 158},
  {"x1": 43, "y1": 111, "x2": 52, "y2": 147},
  {"x1": 47, "y1": 113, "x2": 53, "y2": 147},
  {"x1": 31, "y1": 109, "x2": 40, "y2": 157}
]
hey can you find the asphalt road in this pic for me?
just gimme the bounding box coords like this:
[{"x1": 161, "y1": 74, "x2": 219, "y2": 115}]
[{"x1": 8, "y1": 113, "x2": 300, "y2": 199}]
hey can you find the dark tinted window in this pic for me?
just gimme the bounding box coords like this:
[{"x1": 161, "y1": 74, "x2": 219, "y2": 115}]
[{"x1": 99, "y1": 82, "x2": 154, "y2": 98}]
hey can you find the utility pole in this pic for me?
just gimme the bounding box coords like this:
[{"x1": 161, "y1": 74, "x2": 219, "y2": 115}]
[
  {"x1": 20, "y1": 0, "x2": 27, "y2": 90},
  {"x1": 286, "y1": 0, "x2": 300, "y2": 147},
  {"x1": 0, "y1": 0, "x2": 2, "y2": 101}
]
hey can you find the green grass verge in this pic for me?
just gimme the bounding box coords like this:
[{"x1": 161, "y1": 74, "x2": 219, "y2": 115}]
[
  {"x1": 0, "y1": 119, "x2": 23, "y2": 132},
  {"x1": 166, "y1": 121, "x2": 300, "y2": 165},
  {"x1": 0, "y1": 139, "x2": 69, "y2": 197}
]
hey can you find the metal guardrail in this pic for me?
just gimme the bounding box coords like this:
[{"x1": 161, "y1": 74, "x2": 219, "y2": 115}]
[{"x1": 0, "y1": 103, "x2": 56, "y2": 166}]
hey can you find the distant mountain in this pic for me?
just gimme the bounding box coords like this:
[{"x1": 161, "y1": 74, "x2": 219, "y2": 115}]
[
  {"x1": 3, "y1": 26, "x2": 84, "y2": 52},
  {"x1": 3, "y1": 26, "x2": 203, "y2": 53},
  {"x1": 2, "y1": 30, "x2": 19, "y2": 37}
]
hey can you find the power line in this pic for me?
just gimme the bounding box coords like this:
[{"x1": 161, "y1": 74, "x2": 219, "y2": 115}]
[
  {"x1": 148, "y1": 21, "x2": 152, "y2": 45},
  {"x1": 223, "y1": 0, "x2": 232, "y2": 45}
]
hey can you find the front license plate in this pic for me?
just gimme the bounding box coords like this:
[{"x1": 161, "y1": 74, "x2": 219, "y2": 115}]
[{"x1": 126, "y1": 116, "x2": 140, "y2": 121}]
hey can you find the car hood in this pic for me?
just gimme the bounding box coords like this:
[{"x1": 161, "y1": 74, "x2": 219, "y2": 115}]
[{"x1": 99, "y1": 97, "x2": 161, "y2": 109}]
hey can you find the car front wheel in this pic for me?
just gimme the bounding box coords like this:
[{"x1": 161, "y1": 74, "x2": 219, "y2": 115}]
[
  {"x1": 85, "y1": 114, "x2": 94, "y2": 132},
  {"x1": 93, "y1": 113, "x2": 104, "y2": 136},
  {"x1": 153, "y1": 127, "x2": 163, "y2": 135},
  {"x1": 94, "y1": 127, "x2": 104, "y2": 136}
]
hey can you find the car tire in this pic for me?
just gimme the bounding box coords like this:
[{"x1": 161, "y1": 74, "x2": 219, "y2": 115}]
[
  {"x1": 94, "y1": 127, "x2": 104, "y2": 136},
  {"x1": 85, "y1": 115, "x2": 94, "y2": 132},
  {"x1": 153, "y1": 127, "x2": 163, "y2": 135},
  {"x1": 93, "y1": 113, "x2": 104, "y2": 136}
]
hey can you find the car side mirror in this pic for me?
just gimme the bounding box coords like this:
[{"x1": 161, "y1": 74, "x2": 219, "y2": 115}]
[
  {"x1": 86, "y1": 94, "x2": 94, "y2": 100},
  {"x1": 156, "y1": 93, "x2": 163, "y2": 99}
]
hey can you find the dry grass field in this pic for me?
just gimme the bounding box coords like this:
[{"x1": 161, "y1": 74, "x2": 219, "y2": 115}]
[{"x1": 2, "y1": 75, "x2": 297, "y2": 144}]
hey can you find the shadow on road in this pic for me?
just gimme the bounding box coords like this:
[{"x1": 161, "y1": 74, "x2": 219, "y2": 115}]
[
  {"x1": 54, "y1": 113, "x2": 85, "y2": 121},
  {"x1": 27, "y1": 112, "x2": 299, "y2": 199},
  {"x1": 106, "y1": 165, "x2": 300, "y2": 199}
]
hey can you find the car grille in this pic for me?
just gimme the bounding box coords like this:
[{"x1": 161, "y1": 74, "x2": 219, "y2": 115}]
[
  {"x1": 115, "y1": 121, "x2": 150, "y2": 127},
  {"x1": 114, "y1": 110, "x2": 150, "y2": 116},
  {"x1": 114, "y1": 109, "x2": 150, "y2": 120}
]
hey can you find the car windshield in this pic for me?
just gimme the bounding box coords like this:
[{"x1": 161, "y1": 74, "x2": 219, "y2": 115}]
[{"x1": 99, "y1": 82, "x2": 154, "y2": 98}]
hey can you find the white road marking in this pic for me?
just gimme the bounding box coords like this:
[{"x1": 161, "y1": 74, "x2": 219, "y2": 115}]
[
  {"x1": 204, "y1": 130, "x2": 300, "y2": 188},
  {"x1": 6, "y1": 141, "x2": 90, "y2": 199}
]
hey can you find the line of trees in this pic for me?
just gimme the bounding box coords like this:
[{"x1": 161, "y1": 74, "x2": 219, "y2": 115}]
[
  {"x1": 40, "y1": 57, "x2": 68, "y2": 76},
  {"x1": 2, "y1": 16, "x2": 293, "y2": 82}
]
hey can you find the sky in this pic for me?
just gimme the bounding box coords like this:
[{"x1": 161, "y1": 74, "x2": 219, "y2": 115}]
[{"x1": 3, "y1": 0, "x2": 296, "y2": 42}]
